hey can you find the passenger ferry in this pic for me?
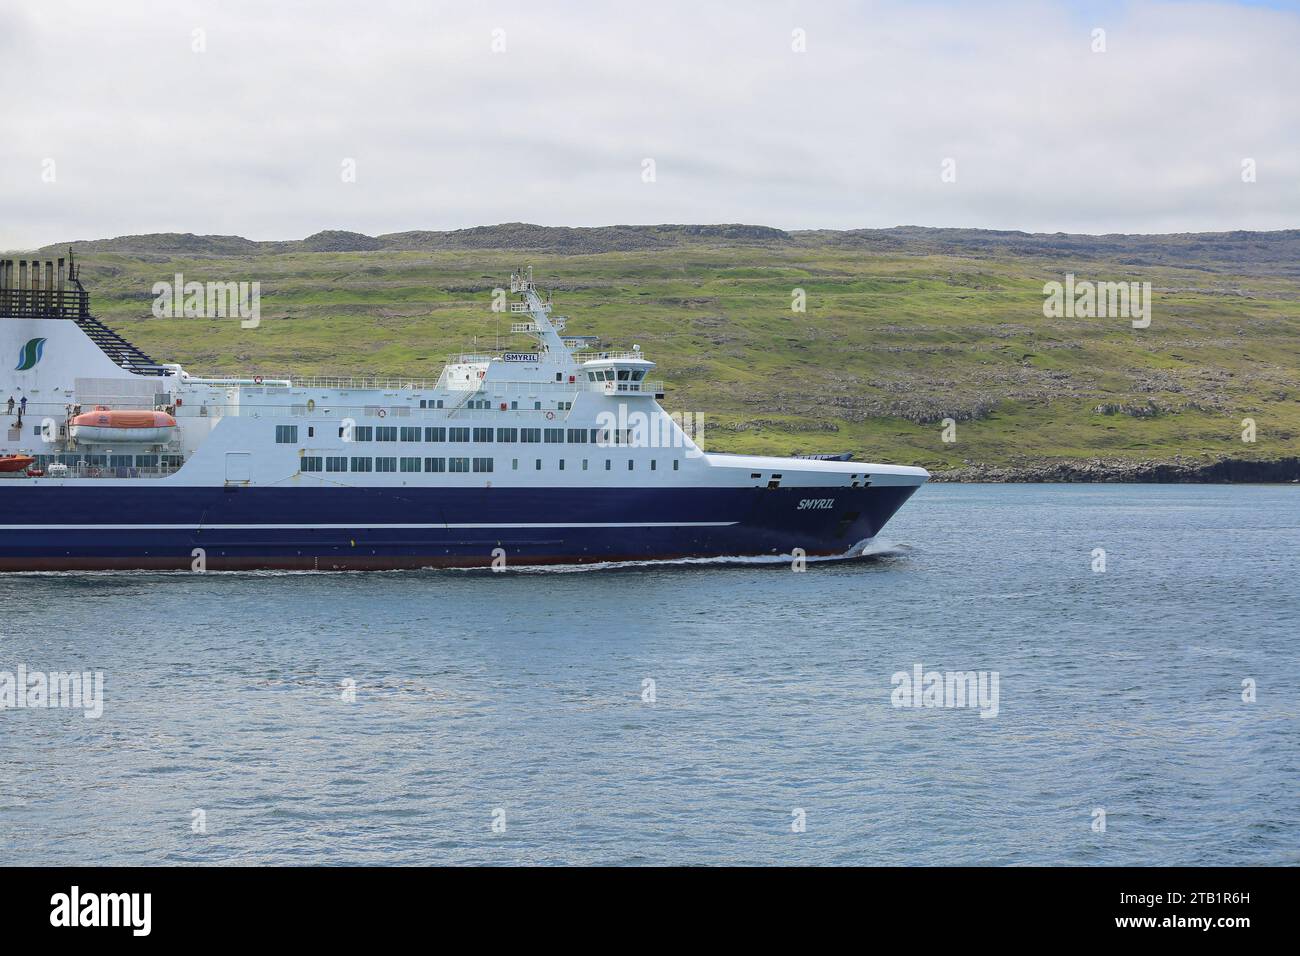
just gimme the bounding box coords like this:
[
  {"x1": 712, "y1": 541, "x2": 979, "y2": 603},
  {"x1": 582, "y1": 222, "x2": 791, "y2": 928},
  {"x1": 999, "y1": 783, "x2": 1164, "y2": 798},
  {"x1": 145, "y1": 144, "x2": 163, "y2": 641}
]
[{"x1": 0, "y1": 255, "x2": 927, "y2": 570}]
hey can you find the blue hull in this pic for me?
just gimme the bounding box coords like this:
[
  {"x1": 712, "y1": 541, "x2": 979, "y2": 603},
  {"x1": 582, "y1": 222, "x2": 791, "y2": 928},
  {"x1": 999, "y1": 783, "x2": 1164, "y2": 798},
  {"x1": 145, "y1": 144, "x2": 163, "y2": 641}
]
[{"x1": 0, "y1": 484, "x2": 919, "y2": 569}]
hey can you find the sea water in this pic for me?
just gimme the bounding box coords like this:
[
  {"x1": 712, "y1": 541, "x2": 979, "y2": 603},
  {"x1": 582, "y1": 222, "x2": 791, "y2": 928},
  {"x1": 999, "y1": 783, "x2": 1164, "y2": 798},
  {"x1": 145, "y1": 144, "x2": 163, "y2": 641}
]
[{"x1": 1, "y1": 484, "x2": 1296, "y2": 865}]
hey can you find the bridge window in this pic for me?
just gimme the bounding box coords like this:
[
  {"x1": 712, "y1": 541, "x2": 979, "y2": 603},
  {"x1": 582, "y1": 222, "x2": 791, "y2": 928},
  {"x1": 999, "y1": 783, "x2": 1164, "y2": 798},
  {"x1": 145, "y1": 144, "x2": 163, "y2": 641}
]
[{"x1": 275, "y1": 425, "x2": 298, "y2": 443}]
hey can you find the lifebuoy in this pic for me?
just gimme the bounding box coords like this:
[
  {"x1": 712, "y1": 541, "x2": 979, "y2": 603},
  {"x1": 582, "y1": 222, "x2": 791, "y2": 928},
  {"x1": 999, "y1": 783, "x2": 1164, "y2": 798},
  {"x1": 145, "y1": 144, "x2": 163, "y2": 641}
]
[
  {"x1": 545, "y1": 411, "x2": 555, "y2": 420},
  {"x1": 253, "y1": 375, "x2": 263, "y2": 385},
  {"x1": 378, "y1": 409, "x2": 387, "y2": 418}
]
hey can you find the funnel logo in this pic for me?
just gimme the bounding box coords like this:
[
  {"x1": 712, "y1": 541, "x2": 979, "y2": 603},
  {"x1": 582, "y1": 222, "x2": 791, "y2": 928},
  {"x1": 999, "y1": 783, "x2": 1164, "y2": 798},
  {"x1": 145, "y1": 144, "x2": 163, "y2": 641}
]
[{"x1": 15, "y1": 337, "x2": 46, "y2": 371}]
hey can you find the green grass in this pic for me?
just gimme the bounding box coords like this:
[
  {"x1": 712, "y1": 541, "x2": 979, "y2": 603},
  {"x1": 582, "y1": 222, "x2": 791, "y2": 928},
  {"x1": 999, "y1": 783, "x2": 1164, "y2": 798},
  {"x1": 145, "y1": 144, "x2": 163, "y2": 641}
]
[{"x1": 76, "y1": 244, "x2": 1300, "y2": 471}]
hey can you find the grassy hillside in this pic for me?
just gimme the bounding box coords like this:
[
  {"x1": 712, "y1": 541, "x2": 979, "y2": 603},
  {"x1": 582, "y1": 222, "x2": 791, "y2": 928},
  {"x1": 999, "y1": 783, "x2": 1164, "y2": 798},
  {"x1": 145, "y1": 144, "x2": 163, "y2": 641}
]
[{"x1": 24, "y1": 226, "x2": 1300, "y2": 474}]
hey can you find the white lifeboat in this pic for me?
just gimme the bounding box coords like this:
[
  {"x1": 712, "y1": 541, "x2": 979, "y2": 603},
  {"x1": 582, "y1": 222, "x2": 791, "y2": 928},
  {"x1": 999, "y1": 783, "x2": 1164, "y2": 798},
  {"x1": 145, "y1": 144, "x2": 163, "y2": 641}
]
[{"x1": 70, "y1": 407, "x2": 177, "y2": 445}]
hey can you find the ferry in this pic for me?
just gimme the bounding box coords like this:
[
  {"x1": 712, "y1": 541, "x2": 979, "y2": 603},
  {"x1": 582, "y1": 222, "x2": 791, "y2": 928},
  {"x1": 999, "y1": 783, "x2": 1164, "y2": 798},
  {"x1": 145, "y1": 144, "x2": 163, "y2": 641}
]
[{"x1": 0, "y1": 254, "x2": 927, "y2": 570}]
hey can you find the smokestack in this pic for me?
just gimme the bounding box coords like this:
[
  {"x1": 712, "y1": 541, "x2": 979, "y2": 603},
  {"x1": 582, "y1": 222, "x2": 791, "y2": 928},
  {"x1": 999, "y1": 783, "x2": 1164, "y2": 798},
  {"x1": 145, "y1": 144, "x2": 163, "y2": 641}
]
[{"x1": 45, "y1": 261, "x2": 54, "y2": 310}]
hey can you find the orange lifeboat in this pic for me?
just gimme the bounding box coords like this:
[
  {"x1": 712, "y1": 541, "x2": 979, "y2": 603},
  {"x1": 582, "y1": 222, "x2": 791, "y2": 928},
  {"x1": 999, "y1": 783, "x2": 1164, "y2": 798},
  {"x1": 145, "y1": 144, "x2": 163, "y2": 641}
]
[
  {"x1": 0, "y1": 454, "x2": 35, "y2": 474},
  {"x1": 70, "y1": 407, "x2": 178, "y2": 445}
]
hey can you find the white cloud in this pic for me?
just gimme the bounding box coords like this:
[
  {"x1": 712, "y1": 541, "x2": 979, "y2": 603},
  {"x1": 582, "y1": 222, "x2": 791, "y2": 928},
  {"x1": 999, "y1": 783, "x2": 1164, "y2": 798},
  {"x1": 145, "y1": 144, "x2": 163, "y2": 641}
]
[{"x1": 1, "y1": 0, "x2": 1296, "y2": 248}]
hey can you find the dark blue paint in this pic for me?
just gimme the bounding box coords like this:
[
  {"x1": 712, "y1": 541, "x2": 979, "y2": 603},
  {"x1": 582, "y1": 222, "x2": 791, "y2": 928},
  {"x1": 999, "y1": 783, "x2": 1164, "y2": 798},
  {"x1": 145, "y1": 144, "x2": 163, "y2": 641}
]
[{"x1": 1, "y1": 484, "x2": 920, "y2": 567}]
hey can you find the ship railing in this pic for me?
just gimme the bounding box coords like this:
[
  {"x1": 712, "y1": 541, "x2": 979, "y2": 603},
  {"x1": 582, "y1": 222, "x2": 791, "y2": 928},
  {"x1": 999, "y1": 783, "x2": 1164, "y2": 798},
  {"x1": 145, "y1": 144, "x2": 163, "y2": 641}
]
[
  {"x1": 288, "y1": 376, "x2": 438, "y2": 391},
  {"x1": 27, "y1": 463, "x2": 184, "y2": 480},
  {"x1": 588, "y1": 380, "x2": 663, "y2": 395},
  {"x1": 177, "y1": 401, "x2": 588, "y2": 420},
  {"x1": 176, "y1": 375, "x2": 446, "y2": 391},
  {"x1": 575, "y1": 350, "x2": 651, "y2": 363},
  {"x1": 510, "y1": 319, "x2": 567, "y2": 334}
]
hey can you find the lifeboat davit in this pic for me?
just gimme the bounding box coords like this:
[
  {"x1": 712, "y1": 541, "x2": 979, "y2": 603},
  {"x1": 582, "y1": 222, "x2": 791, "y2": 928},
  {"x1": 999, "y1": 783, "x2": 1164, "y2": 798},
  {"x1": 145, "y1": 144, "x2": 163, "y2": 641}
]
[
  {"x1": 0, "y1": 454, "x2": 35, "y2": 474},
  {"x1": 70, "y1": 408, "x2": 178, "y2": 445}
]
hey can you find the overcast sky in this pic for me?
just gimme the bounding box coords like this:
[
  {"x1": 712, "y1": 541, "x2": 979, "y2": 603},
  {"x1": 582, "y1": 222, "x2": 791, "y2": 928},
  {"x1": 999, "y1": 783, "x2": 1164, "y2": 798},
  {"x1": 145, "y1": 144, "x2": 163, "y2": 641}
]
[{"x1": 1, "y1": 0, "x2": 1297, "y2": 248}]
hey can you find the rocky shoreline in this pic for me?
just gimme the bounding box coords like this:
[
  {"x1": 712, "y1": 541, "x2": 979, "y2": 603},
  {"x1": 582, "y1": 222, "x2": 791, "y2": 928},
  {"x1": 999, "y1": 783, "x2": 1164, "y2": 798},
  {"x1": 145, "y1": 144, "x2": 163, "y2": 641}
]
[{"x1": 930, "y1": 456, "x2": 1300, "y2": 483}]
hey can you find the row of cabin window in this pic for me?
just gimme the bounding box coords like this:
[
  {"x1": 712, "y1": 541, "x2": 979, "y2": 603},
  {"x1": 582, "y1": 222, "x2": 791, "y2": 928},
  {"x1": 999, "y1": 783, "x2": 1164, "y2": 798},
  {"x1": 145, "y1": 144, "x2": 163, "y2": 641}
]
[
  {"x1": 301, "y1": 456, "x2": 493, "y2": 474},
  {"x1": 586, "y1": 369, "x2": 646, "y2": 382},
  {"x1": 31, "y1": 453, "x2": 185, "y2": 468},
  {"x1": 276, "y1": 425, "x2": 636, "y2": 445},
  {"x1": 422, "y1": 399, "x2": 578, "y2": 411},
  {"x1": 300, "y1": 456, "x2": 681, "y2": 474}
]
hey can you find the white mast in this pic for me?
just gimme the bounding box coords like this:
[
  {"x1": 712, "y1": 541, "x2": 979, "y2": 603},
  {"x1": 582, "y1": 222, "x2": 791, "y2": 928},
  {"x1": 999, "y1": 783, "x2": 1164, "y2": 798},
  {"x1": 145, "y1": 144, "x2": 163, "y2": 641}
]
[{"x1": 509, "y1": 267, "x2": 573, "y2": 365}]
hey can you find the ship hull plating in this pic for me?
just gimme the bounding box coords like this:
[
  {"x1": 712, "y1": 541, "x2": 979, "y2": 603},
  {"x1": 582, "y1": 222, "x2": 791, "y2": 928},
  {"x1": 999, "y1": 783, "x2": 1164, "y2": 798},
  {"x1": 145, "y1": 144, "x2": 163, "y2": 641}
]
[{"x1": 0, "y1": 484, "x2": 918, "y2": 570}]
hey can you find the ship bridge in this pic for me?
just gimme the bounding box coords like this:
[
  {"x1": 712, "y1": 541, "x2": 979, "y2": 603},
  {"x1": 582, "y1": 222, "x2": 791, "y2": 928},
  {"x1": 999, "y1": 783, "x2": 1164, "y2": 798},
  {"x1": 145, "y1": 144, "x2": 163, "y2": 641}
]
[{"x1": 579, "y1": 349, "x2": 660, "y2": 397}]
